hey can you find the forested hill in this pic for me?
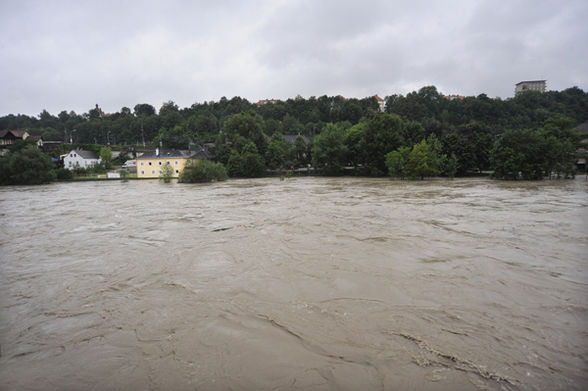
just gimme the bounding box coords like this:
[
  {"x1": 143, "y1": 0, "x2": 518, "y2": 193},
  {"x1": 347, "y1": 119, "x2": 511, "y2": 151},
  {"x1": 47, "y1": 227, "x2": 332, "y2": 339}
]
[
  {"x1": 1, "y1": 85, "x2": 586, "y2": 179},
  {"x1": 1, "y1": 86, "x2": 586, "y2": 146}
]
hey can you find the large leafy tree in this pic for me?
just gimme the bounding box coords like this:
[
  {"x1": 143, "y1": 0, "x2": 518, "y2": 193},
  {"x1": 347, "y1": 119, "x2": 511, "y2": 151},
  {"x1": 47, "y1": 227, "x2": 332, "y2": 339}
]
[
  {"x1": 490, "y1": 129, "x2": 547, "y2": 180},
  {"x1": 311, "y1": 123, "x2": 348, "y2": 175},
  {"x1": 407, "y1": 136, "x2": 445, "y2": 179},
  {"x1": 99, "y1": 146, "x2": 112, "y2": 169},
  {"x1": 179, "y1": 160, "x2": 228, "y2": 183},
  {"x1": 239, "y1": 142, "x2": 265, "y2": 177},
  {"x1": 222, "y1": 110, "x2": 267, "y2": 155},
  {"x1": 362, "y1": 113, "x2": 406, "y2": 175},
  {"x1": 0, "y1": 140, "x2": 56, "y2": 185},
  {"x1": 385, "y1": 146, "x2": 411, "y2": 179},
  {"x1": 265, "y1": 133, "x2": 291, "y2": 170},
  {"x1": 386, "y1": 135, "x2": 446, "y2": 179},
  {"x1": 133, "y1": 103, "x2": 156, "y2": 117}
]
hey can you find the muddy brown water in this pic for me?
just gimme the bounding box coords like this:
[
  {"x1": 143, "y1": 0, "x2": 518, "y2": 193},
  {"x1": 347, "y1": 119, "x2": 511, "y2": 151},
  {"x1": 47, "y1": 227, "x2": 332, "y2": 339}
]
[{"x1": 0, "y1": 177, "x2": 587, "y2": 390}]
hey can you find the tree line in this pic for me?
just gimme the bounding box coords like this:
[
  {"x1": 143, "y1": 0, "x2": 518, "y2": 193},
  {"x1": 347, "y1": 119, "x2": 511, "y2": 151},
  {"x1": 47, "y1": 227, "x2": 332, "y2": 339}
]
[{"x1": 0, "y1": 85, "x2": 586, "y2": 183}]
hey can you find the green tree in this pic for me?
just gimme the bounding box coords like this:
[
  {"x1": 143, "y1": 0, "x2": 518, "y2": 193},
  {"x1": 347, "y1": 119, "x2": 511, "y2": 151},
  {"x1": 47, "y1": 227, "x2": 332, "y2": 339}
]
[
  {"x1": 223, "y1": 110, "x2": 267, "y2": 154},
  {"x1": 159, "y1": 162, "x2": 174, "y2": 183},
  {"x1": 362, "y1": 114, "x2": 406, "y2": 175},
  {"x1": 179, "y1": 159, "x2": 228, "y2": 183},
  {"x1": 0, "y1": 140, "x2": 56, "y2": 185},
  {"x1": 133, "y1": 103, "x2": 156, "y2": 117},
  {"x1": 159, "y1": 100, "x2": 179, "y2": 116},
  {"x1": 344, "y1": 123, "x2": 366, "y2": 169},
  {"x1": 311, "y1": 123, "x2": 348, "y2": 175},
  {"x1": 99, "y1": 146, "x2": 112, "y2": 169},
  {"x1": 408, "y1": 138, "x2": 442, "y2": 179},
  {"x1": 265, "y1": 133, "x2": 291, "y2": 169},
  {"x1": 154, "y1": 125, "x2": 192, "y2": 149},
  {"x1": 385, "y1": 146, "x2": 411, "y2": 178},
  {"x1": 490, "y1": 129, "x2": 546, "y2": 180},
  {"x1": 445, "y1": 153, "x2": 458, "y2": 178},
  {"x1": 294, "y1": 135, "x2": 310, "y2": 166},
  {"x1": 386, "y1": 136, "x2": 445, "y2": 179},
  {"x1": 239, "y1": 142, "x2": 265, "y2": 177},
  {"x1": 538, "y1": 117, "x2": 579, "y2": 178},
  {"x1": 226, "y1": 149, "x2": 243, "y2": 177}
]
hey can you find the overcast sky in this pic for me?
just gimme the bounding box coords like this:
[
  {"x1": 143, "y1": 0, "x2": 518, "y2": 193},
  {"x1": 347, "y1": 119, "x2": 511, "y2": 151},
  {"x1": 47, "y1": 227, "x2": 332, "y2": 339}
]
[{"x1": 1, "y1": 0, "x2": 586, "y2": 117}]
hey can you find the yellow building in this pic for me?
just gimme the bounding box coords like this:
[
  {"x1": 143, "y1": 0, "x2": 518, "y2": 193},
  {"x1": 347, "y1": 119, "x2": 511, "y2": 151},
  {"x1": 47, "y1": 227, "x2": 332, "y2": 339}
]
[{"x1": 136, "y1": 149, "x2": 206, "y2": 178}]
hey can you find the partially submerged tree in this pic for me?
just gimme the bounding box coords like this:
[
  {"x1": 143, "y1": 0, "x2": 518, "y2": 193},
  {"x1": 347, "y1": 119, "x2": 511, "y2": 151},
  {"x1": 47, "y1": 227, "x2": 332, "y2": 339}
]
[
  {"x1": 179, "y1": 159, "x2": 228, "y2": 183},
  {"x1": 159, "y1": 162, "x2": 174, "y2": 183}
]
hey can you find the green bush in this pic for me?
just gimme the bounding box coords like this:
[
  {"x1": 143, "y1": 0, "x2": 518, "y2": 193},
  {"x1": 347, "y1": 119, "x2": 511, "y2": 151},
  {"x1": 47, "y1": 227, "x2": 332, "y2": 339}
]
[
  {"x1": 55, "y1": 168, "x2": 74, "y2": 181},
  {"x1": 0, "y1": 140, "x2": 56, "y2": 185},
  {"x1": 179, "y1": 159, "x2": 228, "y2": 183}
]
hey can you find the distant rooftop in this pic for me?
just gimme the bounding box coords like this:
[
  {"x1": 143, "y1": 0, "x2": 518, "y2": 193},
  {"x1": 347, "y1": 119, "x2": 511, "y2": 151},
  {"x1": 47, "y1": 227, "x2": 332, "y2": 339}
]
[
  {"x1": 515, "y1": 80, "x2": 546, "y2": 85},
  {"x1": 71, "y1": 149, "x2": 99, "y2": 159}
]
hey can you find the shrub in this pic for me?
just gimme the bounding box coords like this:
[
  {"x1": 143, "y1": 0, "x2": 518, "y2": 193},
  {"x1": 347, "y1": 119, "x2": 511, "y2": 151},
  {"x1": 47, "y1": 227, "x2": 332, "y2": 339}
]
[
  {"x1": 159, "y1": 163, "x2": 174, "y2": 183},
  {"x1": 55, "y1": 168, "x2": 74, "y2": 181},
  {"x1": 0, "y1": 141, "x2": 56, "y2": 185},
  {"x1": 179, "y1": 159, "x2": 228, "y2": 183}
]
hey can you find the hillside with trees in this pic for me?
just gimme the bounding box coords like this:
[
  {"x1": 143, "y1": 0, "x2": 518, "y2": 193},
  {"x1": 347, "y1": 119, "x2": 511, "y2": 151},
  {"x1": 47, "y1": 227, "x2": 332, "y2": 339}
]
[{"x1": 1, "y1": 86, "x2": 586, "y2": 182}]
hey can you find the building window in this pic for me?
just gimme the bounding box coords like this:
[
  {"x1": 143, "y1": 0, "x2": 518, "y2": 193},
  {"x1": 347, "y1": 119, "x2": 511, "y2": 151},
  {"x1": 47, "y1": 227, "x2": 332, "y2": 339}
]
[
  {"x1": 158, "y1": 161, "x2": 162, "y2": 166},
  {"x1": 151, "y1": 170, "x2": 155, "y2": 174},
  {"x1": 148, "y1": 162, "x2": 152, "y2": 166},
  {"x1": 159, "y1": 170, "x2": 162, "y2": 174},
  {"x1": 175, "y1": 161, "x2": 179, "y2": 165},
  {"x1": 175, "y1": 169, "x2": 179, "y2": 174},
  {"x1": 140, "y1": 162, "x2": 144, "y2": 166},
  {"x1": 141, "y1": 170, "x2": 144, "y2": 175},
  {"x1": 166, "y1": 161, "x2": 170, "y2": 165}
]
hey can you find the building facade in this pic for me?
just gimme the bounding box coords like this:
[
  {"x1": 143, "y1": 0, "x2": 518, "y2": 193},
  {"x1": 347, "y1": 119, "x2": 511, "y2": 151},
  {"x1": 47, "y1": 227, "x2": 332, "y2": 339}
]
[
  {"x1": 373, "y1": 95, "x2": 386, "y2": 112},
  {"x1": 515, "y1": 80, "x2": 546, "y2": 95},
  {"x1": 136, "y1": 149, "x2": 211, "y2": 178},
  {"x1": 63, "y1": 149, "x2": 101, "y2": 170}
]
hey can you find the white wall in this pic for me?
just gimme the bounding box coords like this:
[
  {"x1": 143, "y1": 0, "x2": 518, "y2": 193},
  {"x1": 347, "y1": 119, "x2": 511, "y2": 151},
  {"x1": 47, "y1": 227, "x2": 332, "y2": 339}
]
[{"x1": 64, "y1": 151, "x2": 101, "y2": 170}]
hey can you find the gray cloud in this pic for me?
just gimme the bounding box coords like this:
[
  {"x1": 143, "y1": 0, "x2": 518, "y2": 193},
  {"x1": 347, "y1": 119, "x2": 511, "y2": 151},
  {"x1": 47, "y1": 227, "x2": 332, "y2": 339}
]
[{"x1": 1, "y1": 0, "x2": 586, "y2": 116}]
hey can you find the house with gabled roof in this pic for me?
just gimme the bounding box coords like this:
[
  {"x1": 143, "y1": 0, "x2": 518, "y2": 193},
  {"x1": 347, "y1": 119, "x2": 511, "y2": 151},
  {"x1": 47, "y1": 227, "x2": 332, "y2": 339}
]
[
  {"x1": 0, "y1": 130, "x2": 29, "y2": 145},
  {"x1": 63, "y1": 149, "x2": 101, "y2": 170},
  {"x1": 0, "y1": 130, "x2": 31, "y2": 155}
]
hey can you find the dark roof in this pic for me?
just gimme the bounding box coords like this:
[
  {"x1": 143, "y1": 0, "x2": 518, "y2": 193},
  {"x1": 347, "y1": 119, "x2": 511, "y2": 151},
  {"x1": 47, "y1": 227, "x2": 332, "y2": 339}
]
[
  {"x1": 283, "y1": 134, "x2": 310, "y2": 144},
  {"x1": 0, "y1": 130, "x2": 28, "y2": 139},
  {"x1": 72, "y1": 149, "x2": 99, "y2": 159},
  {"x1": 576, "y1": 121, "x2": 588, "y2": 134},
  {"x1": 138, "y1": 149, "x2": 212, "y2": 159},
  {"x1": 192, "y1": 148, "x2": 214, "y2": 159}
]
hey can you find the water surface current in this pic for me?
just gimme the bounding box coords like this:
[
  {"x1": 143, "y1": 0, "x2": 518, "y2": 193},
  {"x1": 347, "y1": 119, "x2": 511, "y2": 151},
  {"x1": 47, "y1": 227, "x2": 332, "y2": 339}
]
[{"x1": 1, "y1": 177, "x2": 587, "y2": 390}]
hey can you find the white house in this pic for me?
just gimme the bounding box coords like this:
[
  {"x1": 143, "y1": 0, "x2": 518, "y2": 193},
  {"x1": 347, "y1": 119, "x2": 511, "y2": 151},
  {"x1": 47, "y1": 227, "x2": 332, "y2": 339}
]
[{"x1": 63, "y1": 149, "x2": 101, "y2": 170}]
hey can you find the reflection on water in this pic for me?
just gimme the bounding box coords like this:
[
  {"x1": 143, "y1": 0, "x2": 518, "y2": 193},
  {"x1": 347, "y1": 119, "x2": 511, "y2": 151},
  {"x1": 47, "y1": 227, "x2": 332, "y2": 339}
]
[{"x1": 1, "y1": 177, "x2": 587, "y2": 390}]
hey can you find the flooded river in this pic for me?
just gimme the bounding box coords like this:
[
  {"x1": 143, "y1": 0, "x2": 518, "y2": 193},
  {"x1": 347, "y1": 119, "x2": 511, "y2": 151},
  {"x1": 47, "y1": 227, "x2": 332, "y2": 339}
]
[{"x1": 0, "y1": 177, "x2": 587, "y2": 390}]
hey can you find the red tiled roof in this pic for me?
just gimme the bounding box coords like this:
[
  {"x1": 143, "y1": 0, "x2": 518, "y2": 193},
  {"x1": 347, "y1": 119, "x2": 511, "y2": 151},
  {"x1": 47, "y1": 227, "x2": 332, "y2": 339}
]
[
  {"x1": 373, "y1": 95, "x2": 384, "y2": 101},
  {"x1": 256, "y1": 99, "x2": 281, "y2": 105},
  {"x1": 443, "y1": 94, "x2": 465, "y2": 100}
]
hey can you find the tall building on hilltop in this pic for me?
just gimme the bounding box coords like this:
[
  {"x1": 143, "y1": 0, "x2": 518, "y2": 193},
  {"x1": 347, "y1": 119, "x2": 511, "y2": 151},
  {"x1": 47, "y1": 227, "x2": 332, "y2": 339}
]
[{"x1": 515, "y1": 80, "x2": 546, "y2": 95}]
